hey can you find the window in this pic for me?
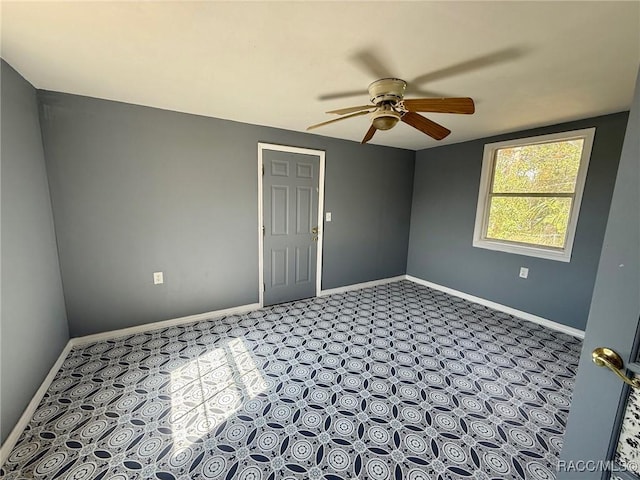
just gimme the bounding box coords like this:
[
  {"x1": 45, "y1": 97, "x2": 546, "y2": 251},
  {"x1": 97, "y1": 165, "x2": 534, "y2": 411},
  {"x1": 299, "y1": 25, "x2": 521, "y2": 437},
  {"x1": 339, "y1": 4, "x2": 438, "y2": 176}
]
[{"x1": 473, "y1": 128, "x2": 595, "y2": 262}]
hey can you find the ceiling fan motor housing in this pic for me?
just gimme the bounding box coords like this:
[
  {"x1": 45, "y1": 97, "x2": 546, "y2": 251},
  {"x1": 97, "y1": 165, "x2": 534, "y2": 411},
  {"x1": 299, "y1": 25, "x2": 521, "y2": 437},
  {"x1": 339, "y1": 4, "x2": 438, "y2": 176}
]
[{"x1": 368, "y1": 78, "x2": 407, "y2": 104}]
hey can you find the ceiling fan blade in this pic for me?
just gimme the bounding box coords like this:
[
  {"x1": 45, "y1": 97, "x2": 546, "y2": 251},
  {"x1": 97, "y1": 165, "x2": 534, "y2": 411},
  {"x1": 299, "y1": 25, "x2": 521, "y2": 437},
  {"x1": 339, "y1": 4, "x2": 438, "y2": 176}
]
[
  {"x1": 318, "y1": 89, "x2": 369, "y2": 101},
  {"x1": 405, "y1": 85, "x2": 451, "y2": 98},
  {"x1": 361, "y1": 125, "x2": 377, "y2": 144},
  {"x1": 351, "y1": 49, "x2": 394, "y2": 79},
  {"x1": 327, "y1": 105, "x2": 375, "y2": 115},
  {"x1": 411, "y1": 47, "x2": 526, "y2": 86},
  {"x1": 319, "y1": 49, "x2": 395, "y2": 101},
  {"x1": 307, "y1": 110, "x2": 370, "y2": 131},
  {"x1": 403, "y1": 98, "x2": 475, "y2": 114},
  {"x1": 401, "y1": 112, "x2": 451, "y2": 140}
]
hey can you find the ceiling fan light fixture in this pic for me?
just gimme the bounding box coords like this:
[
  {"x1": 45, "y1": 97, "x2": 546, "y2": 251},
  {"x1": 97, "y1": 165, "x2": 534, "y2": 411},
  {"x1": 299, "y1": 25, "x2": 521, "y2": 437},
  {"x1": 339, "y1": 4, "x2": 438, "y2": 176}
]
[
  {"x1": 372, "y1": 116, "x2": 399, "y2": 131},
  {"x1": 371, "y1": 109, "x2": 401, "y2": 131}
]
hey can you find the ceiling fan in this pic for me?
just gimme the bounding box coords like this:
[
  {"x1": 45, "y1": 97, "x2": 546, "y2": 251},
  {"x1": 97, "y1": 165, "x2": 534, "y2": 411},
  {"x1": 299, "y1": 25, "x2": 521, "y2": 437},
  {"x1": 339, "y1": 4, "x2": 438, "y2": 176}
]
[{"x1": 307, "y1": 77, "x2": 475, "y2": 144}]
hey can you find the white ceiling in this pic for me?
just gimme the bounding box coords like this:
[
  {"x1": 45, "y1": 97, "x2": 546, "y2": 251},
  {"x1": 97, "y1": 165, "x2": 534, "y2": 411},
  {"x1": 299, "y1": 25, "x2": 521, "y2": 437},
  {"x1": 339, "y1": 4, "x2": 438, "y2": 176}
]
[{"x1": 2, "y1": 1, "x2": 639, "y2": 150}]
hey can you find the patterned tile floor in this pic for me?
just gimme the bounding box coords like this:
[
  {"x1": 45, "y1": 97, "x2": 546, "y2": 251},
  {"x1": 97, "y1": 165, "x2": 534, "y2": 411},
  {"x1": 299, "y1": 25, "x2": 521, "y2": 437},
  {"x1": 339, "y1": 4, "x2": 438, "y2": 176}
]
[
  {"x1": 1, "y1": 281, "x2": 583, "y2": 480},
  {"x1": 616, "y1": 374, "x2": 640, "y2": 478}
]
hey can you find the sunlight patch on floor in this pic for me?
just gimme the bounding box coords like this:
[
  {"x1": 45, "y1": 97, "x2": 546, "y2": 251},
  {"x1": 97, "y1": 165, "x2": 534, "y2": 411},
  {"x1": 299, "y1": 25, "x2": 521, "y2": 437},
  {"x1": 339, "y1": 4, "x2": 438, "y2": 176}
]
[{"x1": 169, "y1": 336, "x2": 267, "y2": 451}]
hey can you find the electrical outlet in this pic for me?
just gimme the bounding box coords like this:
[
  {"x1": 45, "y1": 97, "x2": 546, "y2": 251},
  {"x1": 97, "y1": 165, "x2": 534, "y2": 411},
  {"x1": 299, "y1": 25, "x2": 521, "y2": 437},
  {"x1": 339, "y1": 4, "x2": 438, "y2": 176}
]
[
  {"x1": 153, "y1": 272, "x2": 164, "y2": 285},
  {"x1": 519, "y1": 267, "x2": 529, "y2": 279},
  {"x1": 326, "y1": 212, "x2": 332, "y2": 222}
]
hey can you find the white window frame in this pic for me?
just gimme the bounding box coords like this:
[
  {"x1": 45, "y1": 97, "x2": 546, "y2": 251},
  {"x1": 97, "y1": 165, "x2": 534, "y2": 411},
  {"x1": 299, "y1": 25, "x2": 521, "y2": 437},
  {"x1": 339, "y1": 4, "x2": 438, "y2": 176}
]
[{"x1": 472, "y1": 127, "x2": 596, "y2": 262}]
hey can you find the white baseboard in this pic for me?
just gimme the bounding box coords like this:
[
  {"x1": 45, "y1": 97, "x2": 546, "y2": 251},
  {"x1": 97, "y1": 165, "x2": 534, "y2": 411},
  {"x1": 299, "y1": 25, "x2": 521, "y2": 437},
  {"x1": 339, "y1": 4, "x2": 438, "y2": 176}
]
[
  {"x1": 75, "y1": 277, "x2": 409, "y2": 346},
  {"x1": 405, "y1": 275, "x2": 585, "y2": 339},
  {"x1": 0, "y1": 340, "x2": 74, "y2": 469},
  {"x1": 71, "y1": 302, "x2": 262, "y2": 347},
  {"x1": 319, "y1": 275, "x2": 406, "y2": 297}
]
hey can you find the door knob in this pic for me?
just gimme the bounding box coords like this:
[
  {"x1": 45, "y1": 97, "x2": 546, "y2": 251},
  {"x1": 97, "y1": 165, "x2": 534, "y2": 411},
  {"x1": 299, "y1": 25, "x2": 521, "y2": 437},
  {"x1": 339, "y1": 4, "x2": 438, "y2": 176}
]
[
  {"x1": 311, "y1": 226, "x2": 318, "y2": 241},
  {"x1": 592, "y1": 347, "x2": 640, "y2": 389}
]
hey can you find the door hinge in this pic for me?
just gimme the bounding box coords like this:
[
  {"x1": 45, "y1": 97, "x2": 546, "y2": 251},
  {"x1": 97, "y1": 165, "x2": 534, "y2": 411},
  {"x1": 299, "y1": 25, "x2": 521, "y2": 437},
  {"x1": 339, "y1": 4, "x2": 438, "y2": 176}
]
[
  {"x1": 262, "y1": 164, "x2": 264, "y2": 176},
  {"x1": 262, "y1": 226, "x2": 265, "y2": 236},
  {"x1": 263, "y1": 282, "x2": 266, "y2": 292}
]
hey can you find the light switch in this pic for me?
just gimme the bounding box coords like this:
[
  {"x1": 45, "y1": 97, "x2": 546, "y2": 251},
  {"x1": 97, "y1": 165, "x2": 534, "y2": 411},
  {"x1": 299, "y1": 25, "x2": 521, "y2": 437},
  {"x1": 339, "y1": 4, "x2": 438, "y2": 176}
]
[
  {"x1": 326, "y1": 212, "x2": 332, "y2": 222},
  {"x1": 519, "y1": 267, "x2": 529, "y2": 279},
  {"x1": 153, "y1": 272, "x2": 164, "y2": 285}
]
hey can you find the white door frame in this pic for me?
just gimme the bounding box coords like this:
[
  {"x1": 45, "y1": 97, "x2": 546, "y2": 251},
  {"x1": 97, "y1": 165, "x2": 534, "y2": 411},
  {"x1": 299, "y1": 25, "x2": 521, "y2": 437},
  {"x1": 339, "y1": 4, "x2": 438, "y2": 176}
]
[{"x1": 257, "y1": 142, "x2": 326, "y2": 308}]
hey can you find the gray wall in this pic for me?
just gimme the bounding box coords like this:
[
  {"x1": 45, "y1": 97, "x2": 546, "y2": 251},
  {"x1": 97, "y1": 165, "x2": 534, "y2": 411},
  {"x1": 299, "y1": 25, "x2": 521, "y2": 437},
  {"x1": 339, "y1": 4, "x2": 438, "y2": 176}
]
[
  {"x1": 1, "y1": 62, "x2": 69, "y2": 443},
  {"x1": 407, "y1": 113, "x2": 628, "y2": 330},
  {"x1": 38, "y1": 91, "x2": 414, "y2": 337}
]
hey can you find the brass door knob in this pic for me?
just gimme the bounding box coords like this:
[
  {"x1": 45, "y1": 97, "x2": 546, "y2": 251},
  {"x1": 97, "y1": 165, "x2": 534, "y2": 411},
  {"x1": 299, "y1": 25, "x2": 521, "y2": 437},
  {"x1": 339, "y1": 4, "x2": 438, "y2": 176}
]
[
  {"x1": 311, "y1": 226, "x2": 319, "y2": 241},
  {"x1": 592, "y1": 347, "x2": 640, "y2": 389}
]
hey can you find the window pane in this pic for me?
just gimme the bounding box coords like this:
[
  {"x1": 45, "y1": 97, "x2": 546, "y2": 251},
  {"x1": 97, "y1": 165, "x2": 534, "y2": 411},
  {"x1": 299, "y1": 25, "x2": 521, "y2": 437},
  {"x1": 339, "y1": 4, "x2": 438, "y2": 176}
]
[
  {"x1": 492, "y1": 139, "x2": 584, "y2": 194},
  {"x1": 486, "y1": 196, "x2": 573, "y2": 248}
]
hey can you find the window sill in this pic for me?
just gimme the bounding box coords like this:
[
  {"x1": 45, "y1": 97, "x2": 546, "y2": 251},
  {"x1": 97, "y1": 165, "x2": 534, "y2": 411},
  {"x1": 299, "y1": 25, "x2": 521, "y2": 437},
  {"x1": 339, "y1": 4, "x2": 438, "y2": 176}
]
[{"x1": 472, "y1": 238, "x2": 572, "y2": 262}]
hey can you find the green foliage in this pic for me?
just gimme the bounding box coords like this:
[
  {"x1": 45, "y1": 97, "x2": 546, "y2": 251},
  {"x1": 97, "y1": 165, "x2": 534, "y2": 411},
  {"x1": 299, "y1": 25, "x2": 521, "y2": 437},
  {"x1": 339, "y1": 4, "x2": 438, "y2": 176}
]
[
  {"x1": 493, "y1": 139, "x2": 583, "y2": 193},
  {"x1": 487, "y1": 197, "x2": 572, "y2": 248},
  {"x1": 486, "y1": 139, "x2": 583, "y2": 248}
]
